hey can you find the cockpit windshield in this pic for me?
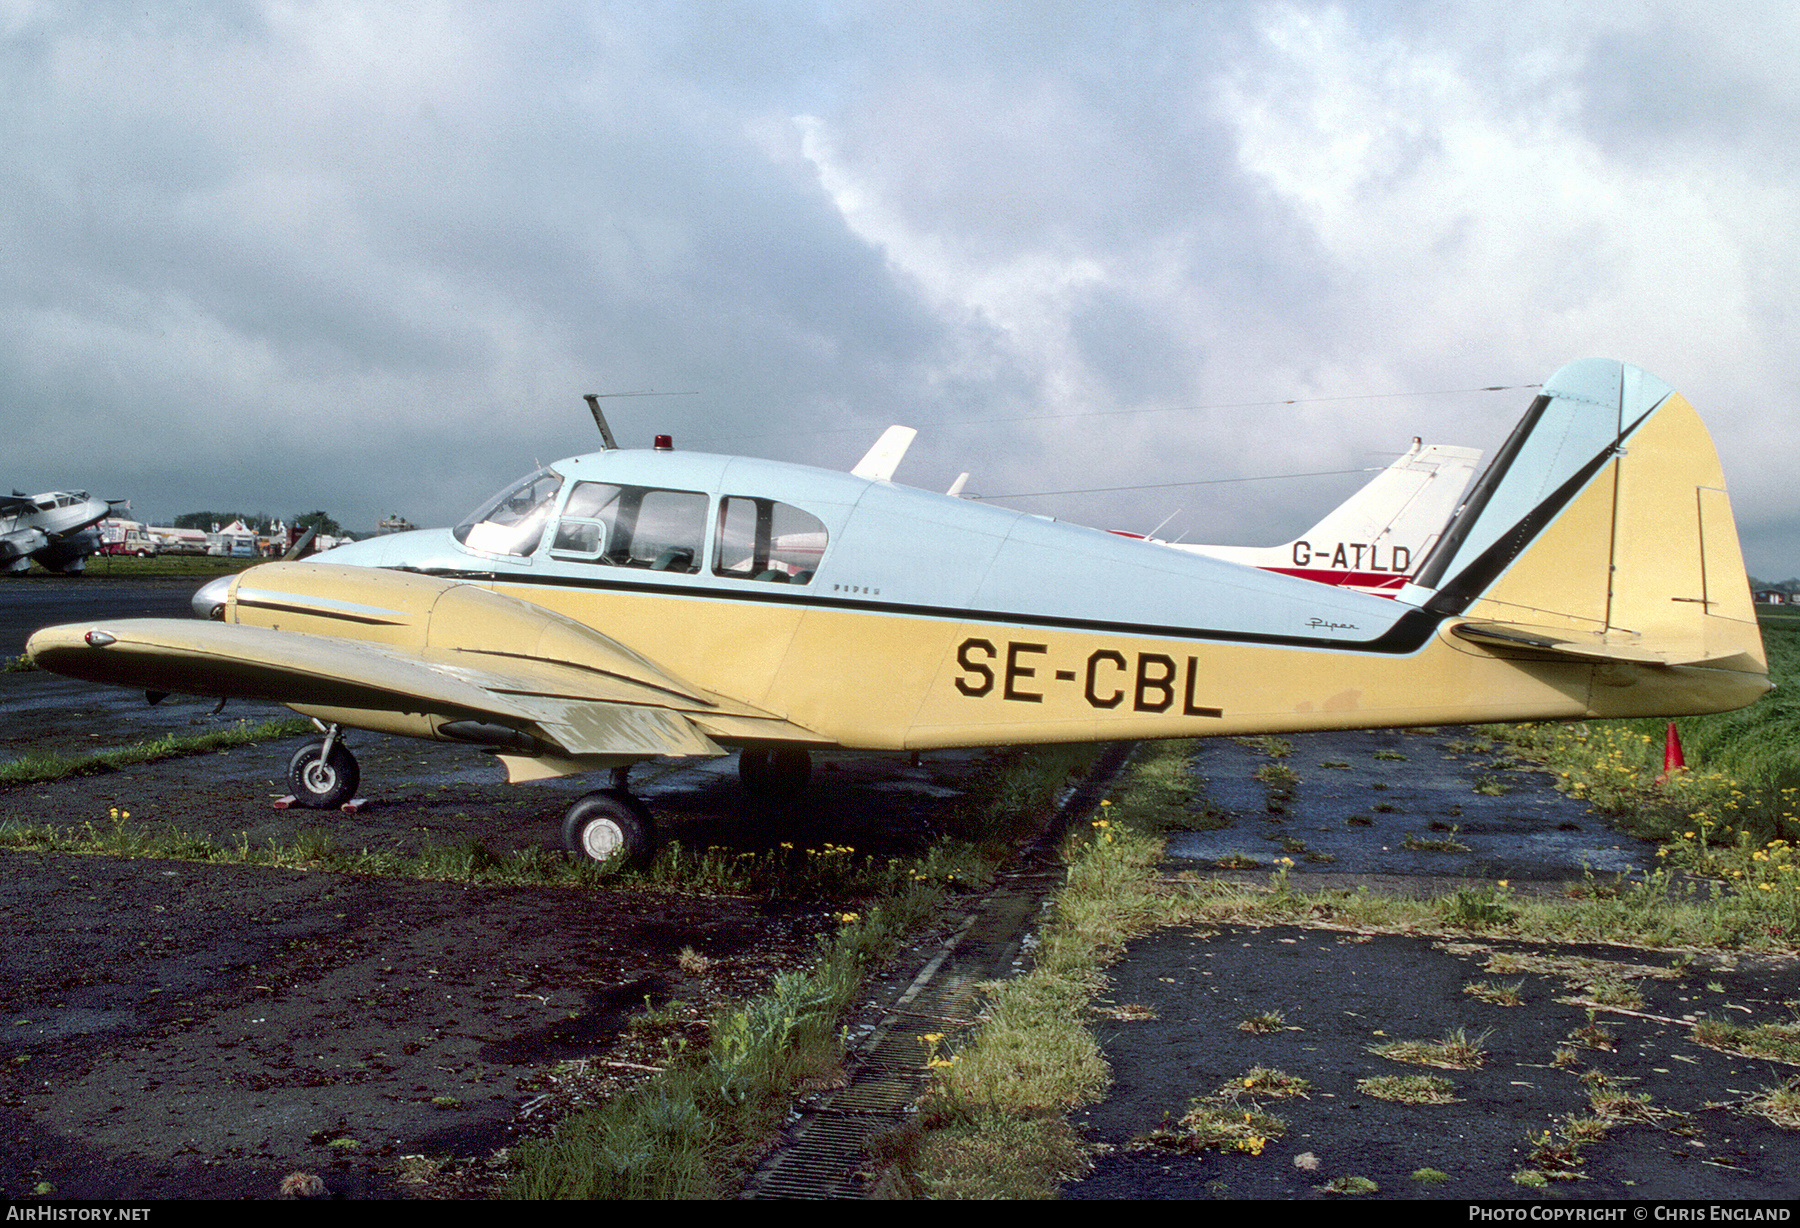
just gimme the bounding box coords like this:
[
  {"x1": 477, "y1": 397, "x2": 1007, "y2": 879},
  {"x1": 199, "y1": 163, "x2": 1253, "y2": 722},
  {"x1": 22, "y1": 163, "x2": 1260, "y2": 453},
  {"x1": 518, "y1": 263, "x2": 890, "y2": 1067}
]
[{"x1": 453, "y1": 467, "x2": 565, "y2": 557}]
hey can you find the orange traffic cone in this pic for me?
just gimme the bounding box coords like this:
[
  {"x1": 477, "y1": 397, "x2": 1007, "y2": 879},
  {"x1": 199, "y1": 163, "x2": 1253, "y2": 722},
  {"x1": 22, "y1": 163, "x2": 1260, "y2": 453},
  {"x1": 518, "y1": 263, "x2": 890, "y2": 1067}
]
[{"x1": 1655, "y1": 721, "x2": 1686, "y2": 786}]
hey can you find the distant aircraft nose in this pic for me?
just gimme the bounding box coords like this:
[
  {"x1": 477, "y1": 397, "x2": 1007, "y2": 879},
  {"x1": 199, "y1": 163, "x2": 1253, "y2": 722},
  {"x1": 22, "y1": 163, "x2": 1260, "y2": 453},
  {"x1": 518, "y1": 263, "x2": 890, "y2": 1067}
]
[{"x1": 192, "y1": 575, "x2": 232, "y2": 620}]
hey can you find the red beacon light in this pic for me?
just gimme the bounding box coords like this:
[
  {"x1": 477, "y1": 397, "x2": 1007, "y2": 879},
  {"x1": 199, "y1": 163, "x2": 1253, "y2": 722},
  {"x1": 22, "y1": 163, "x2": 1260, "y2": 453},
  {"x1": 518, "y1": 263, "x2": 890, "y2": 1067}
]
[{"x1": 654, "y1": 434, "x2": 673, "y2": 451}]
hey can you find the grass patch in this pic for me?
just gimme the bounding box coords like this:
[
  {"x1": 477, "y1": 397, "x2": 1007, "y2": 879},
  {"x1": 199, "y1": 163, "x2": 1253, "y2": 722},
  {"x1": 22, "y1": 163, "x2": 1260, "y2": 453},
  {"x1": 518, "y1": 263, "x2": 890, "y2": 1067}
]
[
  {"x1": 1691, "y1": 1016, "x2": 1800, "y2": 1065},
  {"x1": 1585, "y1": 1076, "x2": 1695, "y2": 1134},
  {"x1": 1463, "y1": 978, "x2": 1525, "y2": 1006},
  {"x1": 1318, "y1": 1174, "x2": 1378, "y2": 1194},
  {"x1": 1134, "y1": 1103, "x2": 1286, "y2": 1156},
  {"x1": 1575, "y1": 976, "x2": 1646, "y2": 1011},
  {"x1": 1369, "y1": 1028, "x2": 1486, "y2": 1070},
  {"x1": 1223, "y1": 1066, "x2": 1311, "y2": 1100},
  {"x1": 1722, "y1": 1078, "x2": 1800, "y2": 1130},
  {"x1": 1238, "y1": 1009, "x2": 1290, "y2": 1035},
  {"x1": 505, "y1": 962, "x2": 852, "y2": 1198},
  {"x1": 1519, "y1": 1125, "x2": 1589, "y2": 1182},
  {"x1": 1156, "y1": 870, "x2": 1800, "y2": 953},
  {"x1": 1566, "y1": 1017, "x2": 1618, "y2": 1052},
  {"x1": 875, "y1": 1113, "x2": 1092, "y2": 1200},
  {"x1": 39, "y1": 553, "x2": 255, "y2": 580},
  {"x1": 1357, "y1": 1074, "x2": 1459, "y2": 1104},
  {"x1": 1252, "y1": 761, "x2": 1299, "y2": 813},
  {"x1": 1402, "y1": 827, "x2": 1469, "y2": 853},
  {"x1": 0, "y1": 716, "x2": 313, "y2": 787},
  {"x1": 1443, "y1": 883, "x2": 1518, "y2": 928}
]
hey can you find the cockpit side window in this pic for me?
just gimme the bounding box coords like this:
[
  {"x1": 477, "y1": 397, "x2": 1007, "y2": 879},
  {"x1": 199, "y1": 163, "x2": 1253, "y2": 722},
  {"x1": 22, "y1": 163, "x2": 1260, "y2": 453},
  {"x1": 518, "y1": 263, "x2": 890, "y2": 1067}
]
[
  {"x1": 550, "y1": 482, "x2": 707, "y2": 573},
  {"x1": 713, "y1": 497, "x2": 826, "y2": 584},
  {"x1": 454, "y1": 468, "x2": 565, "y2": 557}
]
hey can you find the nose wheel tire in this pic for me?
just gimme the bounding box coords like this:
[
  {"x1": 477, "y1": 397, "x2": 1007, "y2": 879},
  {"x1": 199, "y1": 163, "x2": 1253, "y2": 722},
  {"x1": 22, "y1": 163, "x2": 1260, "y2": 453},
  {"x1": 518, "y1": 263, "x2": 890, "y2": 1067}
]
[
  {"x1": 287, "y1": 740, "x2": 360, "y2": 809},
  {"x1": 561, "y1": 789, "x2": 653, "y2": 867},
  {"x1": 737, "y1": 747, "x2": 812, "y2": 797}
]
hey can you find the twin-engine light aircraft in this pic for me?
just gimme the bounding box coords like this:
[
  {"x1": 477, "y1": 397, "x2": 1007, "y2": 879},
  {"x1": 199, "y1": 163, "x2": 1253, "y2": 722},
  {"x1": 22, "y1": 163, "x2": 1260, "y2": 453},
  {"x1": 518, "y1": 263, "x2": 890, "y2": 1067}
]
[
  {"x1": 2, "y1": 489, "x2": 122, "y2": 574},
  {"x1": 27, "y1": 359, "x2": 1771, "y2": 865}
]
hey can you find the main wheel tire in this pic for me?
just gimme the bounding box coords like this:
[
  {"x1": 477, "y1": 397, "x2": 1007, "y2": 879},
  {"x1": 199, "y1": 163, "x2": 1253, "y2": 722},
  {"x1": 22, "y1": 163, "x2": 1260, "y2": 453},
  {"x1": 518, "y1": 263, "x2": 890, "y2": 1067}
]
[
  {"x1": 738, "y1": 748, "x2": 774, "y2": 793},
  {"x1": 738, "y1": 747, "x2": 812, "y2": 797},
  {"x1": 287, "y1": 740, "x2": 360, "y2": 809},
  {"x1": 561, "y1": 789, "x2": 652, "y2": 867}
]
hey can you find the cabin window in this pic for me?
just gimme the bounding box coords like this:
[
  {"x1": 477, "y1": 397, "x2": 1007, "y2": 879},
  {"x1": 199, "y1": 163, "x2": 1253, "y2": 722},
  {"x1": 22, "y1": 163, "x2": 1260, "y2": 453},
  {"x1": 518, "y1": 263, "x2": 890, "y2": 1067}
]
[
  {"x1": 454, "y1": 468, "x2": 565, "y2": 557},
  {"x1": 713, "y1": 497, "x2": 826, "y2": 584},
  {"x1": 550, "y1": 482, "x2": 707, "y2": 573}
]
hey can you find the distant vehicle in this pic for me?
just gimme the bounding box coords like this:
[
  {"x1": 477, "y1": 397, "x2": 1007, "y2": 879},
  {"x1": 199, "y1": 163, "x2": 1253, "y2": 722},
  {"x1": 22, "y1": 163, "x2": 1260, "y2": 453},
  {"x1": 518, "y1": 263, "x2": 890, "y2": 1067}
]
[
  {"x1": 149, "y1": 527, "x2": 211, "y2": 556},
  {"x1": 28, "y1": 359, "x2": 1770, "y2": 870},
  {"x1": 98, "y1": 518, "x2": 157, "y2": 558},
  {"x1": 1113, "y1": 441, "x2": 1483, "y2": 597},
  {"x1": 1, "y1": 489, "x2": 124, "y2": 574}
]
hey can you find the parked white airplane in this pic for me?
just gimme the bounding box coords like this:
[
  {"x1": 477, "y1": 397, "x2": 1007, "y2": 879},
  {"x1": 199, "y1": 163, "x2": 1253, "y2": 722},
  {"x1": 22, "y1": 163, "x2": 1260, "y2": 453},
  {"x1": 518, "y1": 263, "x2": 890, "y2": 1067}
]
[
  {"x1": 28, "y1": 360, "x2": 1769, "y2": 866},
  {"x1": 1, "y1": 490, "x2": 122, "y2": 574},
  {"x1": 1112, "y1": 441, "x2": 1484, "y2": 596}
]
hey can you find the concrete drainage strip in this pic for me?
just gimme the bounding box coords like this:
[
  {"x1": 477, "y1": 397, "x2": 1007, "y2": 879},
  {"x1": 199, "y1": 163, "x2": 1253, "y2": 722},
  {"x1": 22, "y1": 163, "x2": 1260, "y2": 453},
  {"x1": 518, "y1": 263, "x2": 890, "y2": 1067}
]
[{"x1": 741, "y1": 743, "x2": 1135, "y2": 1200}]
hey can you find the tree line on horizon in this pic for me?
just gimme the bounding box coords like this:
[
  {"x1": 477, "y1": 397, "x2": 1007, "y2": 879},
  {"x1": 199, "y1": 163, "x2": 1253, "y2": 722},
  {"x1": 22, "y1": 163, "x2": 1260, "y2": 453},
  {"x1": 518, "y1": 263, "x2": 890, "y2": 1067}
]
[{"x1": 168, "y1": 510, "x2": 346, "y2": 538}]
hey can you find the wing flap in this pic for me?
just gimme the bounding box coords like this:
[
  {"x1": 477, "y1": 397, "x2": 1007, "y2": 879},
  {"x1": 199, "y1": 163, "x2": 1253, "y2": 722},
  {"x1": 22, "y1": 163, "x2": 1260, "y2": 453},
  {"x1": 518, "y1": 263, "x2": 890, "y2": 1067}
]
[{"x1": 503, "y1": 694, "x2": 724, "y2": 757}]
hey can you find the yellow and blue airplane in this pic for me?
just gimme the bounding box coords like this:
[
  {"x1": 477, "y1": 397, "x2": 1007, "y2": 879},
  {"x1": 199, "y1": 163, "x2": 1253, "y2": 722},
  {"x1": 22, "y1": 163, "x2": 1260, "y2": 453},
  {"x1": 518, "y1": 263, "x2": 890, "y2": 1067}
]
[{"x1": 27, "y1": 359, "x2": 1770, "y2": 863}]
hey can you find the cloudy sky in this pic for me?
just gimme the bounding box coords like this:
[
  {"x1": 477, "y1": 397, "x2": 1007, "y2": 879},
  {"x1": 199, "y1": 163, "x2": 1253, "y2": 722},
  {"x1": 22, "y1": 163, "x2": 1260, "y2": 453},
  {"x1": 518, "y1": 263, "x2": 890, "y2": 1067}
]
[{"x1": 7, "y1": 1, "x2": 1799, "y2": 576}]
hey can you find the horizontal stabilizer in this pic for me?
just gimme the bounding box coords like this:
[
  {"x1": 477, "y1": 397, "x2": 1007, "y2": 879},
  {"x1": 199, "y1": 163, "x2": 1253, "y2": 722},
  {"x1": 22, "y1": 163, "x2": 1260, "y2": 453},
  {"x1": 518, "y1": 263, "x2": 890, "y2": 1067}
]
[{"x1": 1452, "y1": 620, "x2": 1758, "y2": 671}]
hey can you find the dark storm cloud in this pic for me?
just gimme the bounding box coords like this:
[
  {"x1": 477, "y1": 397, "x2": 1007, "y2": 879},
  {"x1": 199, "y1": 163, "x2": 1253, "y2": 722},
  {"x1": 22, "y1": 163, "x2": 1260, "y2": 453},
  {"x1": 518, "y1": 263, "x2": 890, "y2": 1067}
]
[{"x1": 2, "y1": 1, "x2": 1796, "y2": 575}]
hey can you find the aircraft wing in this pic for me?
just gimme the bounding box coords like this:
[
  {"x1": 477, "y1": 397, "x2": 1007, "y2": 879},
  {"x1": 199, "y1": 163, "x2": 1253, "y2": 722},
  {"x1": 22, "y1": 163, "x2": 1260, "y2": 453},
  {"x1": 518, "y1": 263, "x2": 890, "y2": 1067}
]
[{"x1": 25, "y1": 618, "x2": 726, "y2": 760}]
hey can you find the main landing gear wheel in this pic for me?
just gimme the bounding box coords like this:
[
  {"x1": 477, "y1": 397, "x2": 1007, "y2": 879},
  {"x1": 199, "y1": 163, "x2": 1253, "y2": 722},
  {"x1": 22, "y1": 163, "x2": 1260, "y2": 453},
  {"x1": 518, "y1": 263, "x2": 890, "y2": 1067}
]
[
  {"x1": 287, "y1": 739, "x2": 360, "y2": 809},
  {"x1": 561, "y1": 789, "x2": 653, "y2": 867},
  {"x1": 737, "y1": 747, "x2": 813, "y2": 797}
]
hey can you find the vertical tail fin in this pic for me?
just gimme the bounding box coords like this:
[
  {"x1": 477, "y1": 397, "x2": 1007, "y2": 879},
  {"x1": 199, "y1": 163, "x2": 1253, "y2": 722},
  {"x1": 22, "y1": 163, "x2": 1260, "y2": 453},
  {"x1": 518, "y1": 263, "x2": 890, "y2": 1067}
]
[{"x1": 1402, "y1": 359, "x2": 1766, "y2": 688}]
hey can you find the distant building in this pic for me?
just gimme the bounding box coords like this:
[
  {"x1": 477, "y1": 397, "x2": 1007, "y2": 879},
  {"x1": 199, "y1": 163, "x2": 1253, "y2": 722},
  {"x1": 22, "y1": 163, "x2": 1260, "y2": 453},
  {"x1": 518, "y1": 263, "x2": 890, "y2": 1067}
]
[
  {"x1": 209, "y1": 520, "x2": 259, "y2": 558},
  {"x1": 377, "y1": 515, "x2": 415, "y2": 535},
  {"x1": 1754, "y1": 590, "x2": 1788, "y2": 605}
]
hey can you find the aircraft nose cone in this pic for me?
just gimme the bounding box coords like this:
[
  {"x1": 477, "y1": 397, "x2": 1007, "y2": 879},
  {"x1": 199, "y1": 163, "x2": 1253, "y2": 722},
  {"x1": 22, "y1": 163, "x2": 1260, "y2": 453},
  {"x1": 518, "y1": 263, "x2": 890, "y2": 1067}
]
[{"x1": 192, "y1": 575, "x2": 232, "y2": 620}]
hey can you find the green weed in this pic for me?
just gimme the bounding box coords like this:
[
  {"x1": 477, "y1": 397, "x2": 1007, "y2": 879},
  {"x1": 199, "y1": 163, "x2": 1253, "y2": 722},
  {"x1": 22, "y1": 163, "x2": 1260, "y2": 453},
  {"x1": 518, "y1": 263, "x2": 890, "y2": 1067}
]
[
  {"x1": 1463, "y1": 978, "x2": 1525, "y2": 1006},
  {"x1": 1134, "y1": 1103, "x2": 1285, "y2": 1156},
  {"x1": 1357, "y1": 1074, "x2": 1458, "y2": 1104},
  {"x1": 1369, "y1": 1028, "x2": 1487, "y2": 1070}
]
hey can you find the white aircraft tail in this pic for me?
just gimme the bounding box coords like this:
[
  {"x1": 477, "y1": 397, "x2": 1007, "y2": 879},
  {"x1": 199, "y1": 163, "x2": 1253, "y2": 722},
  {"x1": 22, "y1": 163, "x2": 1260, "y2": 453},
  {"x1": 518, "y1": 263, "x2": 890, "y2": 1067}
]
[{"x1": 1172, "y1": 440, "x2": 1481, "y2": 595}]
